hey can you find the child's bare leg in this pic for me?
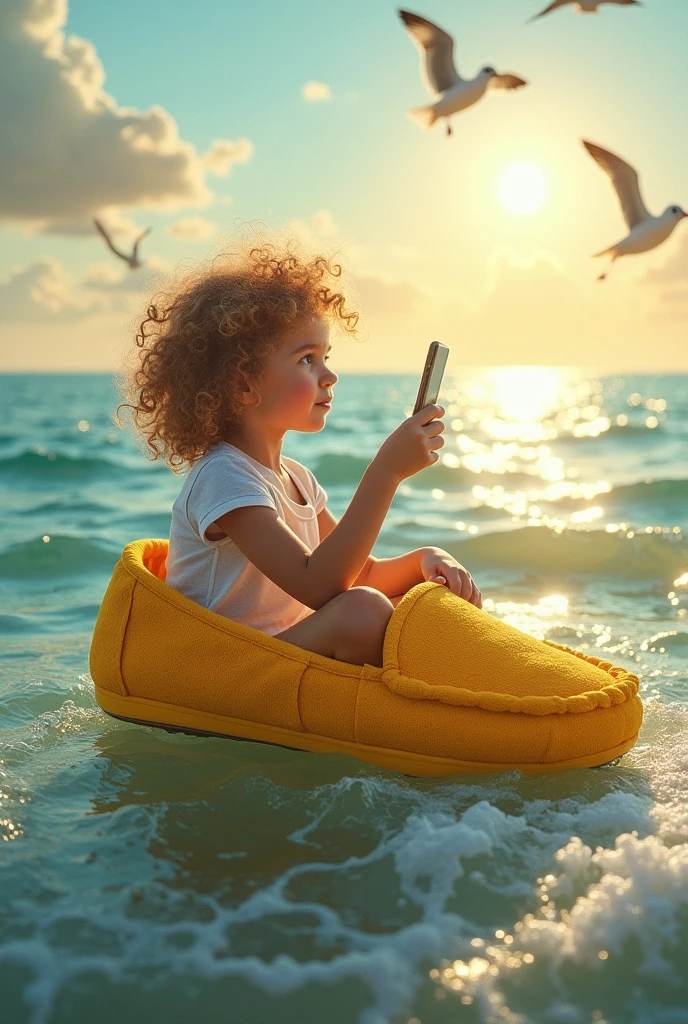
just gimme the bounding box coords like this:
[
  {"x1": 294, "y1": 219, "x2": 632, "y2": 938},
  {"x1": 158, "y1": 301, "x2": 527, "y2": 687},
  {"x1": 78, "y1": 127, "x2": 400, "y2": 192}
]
[{"x1": 274, "y1": 587, "x2": 394, "y2": 667}]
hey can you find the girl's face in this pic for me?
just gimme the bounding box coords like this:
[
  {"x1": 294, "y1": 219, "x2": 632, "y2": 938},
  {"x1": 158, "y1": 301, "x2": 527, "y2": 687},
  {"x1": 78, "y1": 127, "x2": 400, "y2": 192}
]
[{"x1": 248, "y1": 317, "x2": 338, "y2": 433}]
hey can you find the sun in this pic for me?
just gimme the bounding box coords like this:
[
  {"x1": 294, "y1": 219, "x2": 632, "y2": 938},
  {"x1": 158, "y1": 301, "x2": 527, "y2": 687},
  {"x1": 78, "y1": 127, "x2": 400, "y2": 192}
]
[{"x1": 497, "y1": 162, "x2": 549, "y2": 215}]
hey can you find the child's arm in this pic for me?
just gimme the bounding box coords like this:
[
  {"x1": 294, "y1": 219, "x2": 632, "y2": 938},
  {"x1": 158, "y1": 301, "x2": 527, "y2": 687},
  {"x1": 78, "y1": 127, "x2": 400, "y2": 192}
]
[
  {"x1": 316, "y1": 506, "x2": 375, "y2": 587},
  {"x1": 317, "y1": 507, "x2": 417, "y2": 592},
  {"x1": 214, "y1": 405, "x2": 445, "y2": 610},
  {"x1": 320, "y1": 506, "x2": 480, "y2": 606}
]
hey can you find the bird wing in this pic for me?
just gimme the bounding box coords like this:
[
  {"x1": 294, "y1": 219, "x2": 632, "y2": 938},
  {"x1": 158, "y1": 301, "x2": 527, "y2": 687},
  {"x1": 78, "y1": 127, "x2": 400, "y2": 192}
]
[
  {"x1": 132, "y1": 228, "x2": 152, "y2": 261},
  {"x1": 583, "y1": 140, "x2": 649, "y2": 229},
  {"x1": 488, "y1": 74, "x2": 528, "y2": 91},
  {"x1": 398, "y1": 9, "x2": 461, "y2": 95},
  {"x1": 93, "y1": 218, "x2": 129, "y2": 263},
  {"x1": 530, "y1": 0, "x2": 574, "y2": 19}
]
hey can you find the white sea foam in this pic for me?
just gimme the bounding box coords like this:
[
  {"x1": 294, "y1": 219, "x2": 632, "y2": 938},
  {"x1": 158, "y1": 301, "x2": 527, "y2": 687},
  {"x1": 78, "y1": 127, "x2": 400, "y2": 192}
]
[
  {"x1": 2, "y1": 753, "x2": 686, "y2": 1024},
  {"x1": 523, "y1": 833, "x2": 688, "y2": 970}
]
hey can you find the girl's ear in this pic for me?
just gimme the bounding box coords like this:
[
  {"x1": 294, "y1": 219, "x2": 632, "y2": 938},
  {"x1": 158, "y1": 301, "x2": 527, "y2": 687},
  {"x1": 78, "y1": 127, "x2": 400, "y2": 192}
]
[
  {"x1": 238, "y1": 386, "x2": 263, "y2": 410},
  {"x1": 238, "y1": 385, "x2": 257, "y2": 406}
]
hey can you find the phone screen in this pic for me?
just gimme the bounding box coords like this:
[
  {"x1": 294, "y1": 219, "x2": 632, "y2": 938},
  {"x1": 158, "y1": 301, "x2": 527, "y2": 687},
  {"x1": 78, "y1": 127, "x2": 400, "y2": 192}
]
[{"x1": 413, "y1": 342, "x2": 449, "y2": 414}]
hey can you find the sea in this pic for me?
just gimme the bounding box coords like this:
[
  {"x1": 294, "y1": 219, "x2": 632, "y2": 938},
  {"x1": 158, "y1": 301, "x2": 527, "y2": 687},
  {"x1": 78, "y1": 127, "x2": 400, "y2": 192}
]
[{"x1": 1, "y1": 368, "x2": 687, "y2": 1024}]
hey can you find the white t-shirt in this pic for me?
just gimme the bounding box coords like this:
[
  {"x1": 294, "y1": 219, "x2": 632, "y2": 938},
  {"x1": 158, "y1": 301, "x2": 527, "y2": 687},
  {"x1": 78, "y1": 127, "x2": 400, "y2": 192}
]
[{"x1": 166, "y1": 442, "x2": 328, "y2": 636}]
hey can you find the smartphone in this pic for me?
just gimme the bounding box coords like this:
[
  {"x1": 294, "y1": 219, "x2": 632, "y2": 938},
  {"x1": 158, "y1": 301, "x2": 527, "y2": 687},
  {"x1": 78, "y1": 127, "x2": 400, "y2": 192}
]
[{"x1": 413, "y1": 341, "x2": 449, "y2": 415}]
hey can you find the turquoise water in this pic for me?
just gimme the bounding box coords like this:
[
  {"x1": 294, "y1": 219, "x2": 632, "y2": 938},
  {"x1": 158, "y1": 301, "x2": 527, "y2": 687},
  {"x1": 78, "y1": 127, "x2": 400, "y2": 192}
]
[{"x1": 1, "y1": 369, "x2": 687, "y2": 1024}]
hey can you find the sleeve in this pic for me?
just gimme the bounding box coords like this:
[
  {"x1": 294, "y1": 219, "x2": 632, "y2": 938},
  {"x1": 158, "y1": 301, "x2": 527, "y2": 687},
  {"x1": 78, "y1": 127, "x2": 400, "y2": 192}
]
[
  {"x1": 302, "y1": 464, "x2": 328, "y2": 515},
  {"x1": 185, "y1": 455, "x2": 277, "y2": 544}
]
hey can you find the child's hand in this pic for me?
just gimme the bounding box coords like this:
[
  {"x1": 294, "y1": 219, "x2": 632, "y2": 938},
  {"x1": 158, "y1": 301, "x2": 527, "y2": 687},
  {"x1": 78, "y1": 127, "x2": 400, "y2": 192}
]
[
  {"x1": 420, "y1": 548, "x2": 482, "y2": 608},
  {"x1": 373, "y1": 405, "x2": 445, "y2": 483}
]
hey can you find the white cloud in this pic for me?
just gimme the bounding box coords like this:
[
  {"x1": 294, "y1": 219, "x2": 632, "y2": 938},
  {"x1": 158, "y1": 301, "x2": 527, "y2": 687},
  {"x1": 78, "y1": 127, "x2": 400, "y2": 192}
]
[
  {"x1": 282, "y1": 210, "x2": 343, "y2": 249},
  {"x1": 352, "y1": 274, "x2": 424, "y2": 324},
  {"x1": 165, "y1": 217, "x2": 217, "y2": 240},
  {"x1": 34, "y1": 210, "x2": 144, "y2": 238},
  {"x1": 0, "y1": 252, "x2": 174, "y2": 325},
  {"x1": 0, "y1": 258, "x2": 102, "y2": 321},
  {"x1": 640, "y1": 232, "x2": 688, "y2": 286},
  {"x1": 81, "y1": 256, "x2": 172, "y2": 294},
  {"x1": 311, "y1": 209, "x2": 338, "y2": 235},
  {"x1": 202, "y1": 139, "x2": 253, "y2": 176},
  {"x1": 302, "y1": 80, "x2": 331, "y2": 102},
  {"x1": 0, "y1": 0, "x2": 252, "y2": 232},
  {"x1": 3, "y1": 247, "x2": 685, "y2": 372},
  {"x1": 333, "y1": 248, "x2": 688, "y2": 373}
]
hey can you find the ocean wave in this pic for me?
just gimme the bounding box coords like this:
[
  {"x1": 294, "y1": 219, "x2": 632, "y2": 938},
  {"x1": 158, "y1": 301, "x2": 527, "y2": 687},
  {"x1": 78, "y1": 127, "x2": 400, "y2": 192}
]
[
  {"x1": 610, "y1": 477, "x2": 688, "y2": 505},
  {"x1": 0, "y1": 535, "x2": 118, "y2": 579},
  {"x1": 450, "y1": 525, "x2": 688, "y2": 579},
  {"x1": 0, "y1": 449, "x2": 124, "y2": 482},
  {"x1": 0, "y1": 613, "x2": 35, "y2": 635},
  {"x1": 313, "y1": 452, "x2": 534, "y2": 489},
  {"x1": 555, "y1": 422, "x2": 668, "y2": 444},
  {"x1": 112, "y1": 512, "x2": 172, "y2": 537},
  {"x1": 0, "y1": 681, "x2": 85, "y2": 727},
  {"x1": 606, "y1": 422, "x2": 668, "y2": 436},
  {"x1": 312, "y1": 452, "x2": 374, "y2": 484},
  {"x1": 29, "y1": 498, "x2": 113, "y2": 516},
  {"x1": 640, "y1": 630, "x2": 688, "y2": 650},
  {"x1": 536, "y1": 478, "x2": 688, "y2": 513},
  {"x1": 2, "y1": 730, "x2": 684, "y2": 1024}
]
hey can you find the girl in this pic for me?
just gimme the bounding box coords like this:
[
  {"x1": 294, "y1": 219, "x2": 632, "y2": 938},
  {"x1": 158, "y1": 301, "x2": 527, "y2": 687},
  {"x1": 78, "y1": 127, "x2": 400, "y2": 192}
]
[{"x1": 122, "y1": 235, "x2": 481, "y2": 668}]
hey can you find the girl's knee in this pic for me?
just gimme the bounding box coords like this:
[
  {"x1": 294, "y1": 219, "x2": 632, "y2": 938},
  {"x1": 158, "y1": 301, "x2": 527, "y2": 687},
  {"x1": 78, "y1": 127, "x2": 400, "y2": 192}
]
[
  {"x1": 339, "y1": 586, "x2": 394, "y2": 632},
  {"x1": 330, "y1": 587, "x2": 393, "y2": 667}
]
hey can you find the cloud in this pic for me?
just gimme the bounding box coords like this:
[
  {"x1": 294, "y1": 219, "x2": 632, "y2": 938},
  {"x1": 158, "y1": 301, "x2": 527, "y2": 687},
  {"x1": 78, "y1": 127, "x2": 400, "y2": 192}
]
[
  {"x1": 302, "y1": 81, "x2": 332, "y2": 102},
  {"x1": 332, "y1": 248, "x2": 688, "y2": 373},
  {"x1": 282, "y1": 210, "x2": 342, "y2": 249},
  {"x1": 352, "y1": 274, "x2": 425, "y2": 324},
  {"x1": 165, "y1": 217, "x2": 217, "y2": 240},
  {"x1": 311, "y1": 210, "x2": 338, "y2": 235},
  {"x1": 0, "y1": 0, "x2": 252, "y2": 232},
  {"x1": 34, "y1": 210, "x2": 145, "y2": 238},
  {"x1": 4, "y1": 247, "x2": 685, "y2": 372},
  {"x1": 639, "y1": 232, "x2": 688, "y2": 286},
  {"x1": 202, "y1": 139, "x2": 253, "y2": 176},
  {"x1": 0, "y1": 258, "x2": 102, "y2": 321},
  {"x1": 81, "y1": 256, "x2": 172, "y2": 294},
  {"x1": 0, "y1": 253, "x2": 173, "y2": 325},
  {"x1": 476, "y1": 250, "x2": 590, "y2": 343}
]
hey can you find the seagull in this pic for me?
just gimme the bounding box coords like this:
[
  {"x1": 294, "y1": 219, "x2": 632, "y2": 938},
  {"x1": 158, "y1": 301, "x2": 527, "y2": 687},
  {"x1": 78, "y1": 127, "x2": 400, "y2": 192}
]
[
  {"x1": 93, "y1": 218, "x2": 151, "y2": 270},
  {"x1": 583, "y1": 141, "x2": 687, "y2": 281},
  {"x1": 398, "y1": 9, "x2": 527, "y2": 137},
  {"x1": 530, "y1": 0, "x2": 642, "y2": 20}
]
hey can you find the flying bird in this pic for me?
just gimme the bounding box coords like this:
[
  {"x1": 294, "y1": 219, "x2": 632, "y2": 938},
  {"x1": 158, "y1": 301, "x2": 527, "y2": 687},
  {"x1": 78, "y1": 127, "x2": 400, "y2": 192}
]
[
  {"x1": 398, "y1": 9, "x2": 527, "y2": 137},
  {"x1": 583, "y1": 140, "x2": 687, "y2": 281},
  {"x1": 530, "y1": 0, "x2": 641, "y2": 20},
  {"x1": 93, "y1": 218, "x2": 151, "y2": 270}
]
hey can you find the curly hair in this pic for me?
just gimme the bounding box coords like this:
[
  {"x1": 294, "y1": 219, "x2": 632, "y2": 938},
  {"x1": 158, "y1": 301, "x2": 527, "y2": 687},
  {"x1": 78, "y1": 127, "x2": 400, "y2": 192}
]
[{"x1": 118, "y1": 232, "x2": 359, "y2": 470}]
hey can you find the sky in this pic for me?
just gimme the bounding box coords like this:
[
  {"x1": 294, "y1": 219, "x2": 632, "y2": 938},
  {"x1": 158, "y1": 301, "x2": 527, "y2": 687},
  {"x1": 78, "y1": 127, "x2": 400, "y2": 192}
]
[{"x1": 0, "y1": 0, "x2": 686, "y2": 374}]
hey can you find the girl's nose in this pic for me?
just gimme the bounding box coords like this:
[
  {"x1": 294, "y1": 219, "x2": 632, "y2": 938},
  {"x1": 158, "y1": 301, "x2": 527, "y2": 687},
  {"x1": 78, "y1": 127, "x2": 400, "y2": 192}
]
[{"x1": 323, "y1": 367, "x2": 338, "y2": 386}]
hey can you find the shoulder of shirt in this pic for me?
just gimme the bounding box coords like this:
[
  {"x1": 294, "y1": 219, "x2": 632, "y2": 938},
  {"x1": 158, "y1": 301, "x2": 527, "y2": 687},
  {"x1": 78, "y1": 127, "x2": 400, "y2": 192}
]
[
  {"x1": 186, "y1": 446, "x2": 271, "y2": 491},
  {"x1": 178, "y1": 445, "x2": 273, "y2": 523}
]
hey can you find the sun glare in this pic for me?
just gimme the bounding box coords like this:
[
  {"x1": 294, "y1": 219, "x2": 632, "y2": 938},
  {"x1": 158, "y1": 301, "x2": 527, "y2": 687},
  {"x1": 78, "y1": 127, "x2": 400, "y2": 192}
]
[{"x1": 497, "y1": 162, "x2": 549, "y2": 216}]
